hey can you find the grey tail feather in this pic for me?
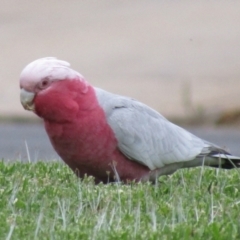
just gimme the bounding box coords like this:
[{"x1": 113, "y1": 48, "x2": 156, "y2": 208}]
[{"x1": 207, "y1": 148, "x2": 240, "y2": 169}]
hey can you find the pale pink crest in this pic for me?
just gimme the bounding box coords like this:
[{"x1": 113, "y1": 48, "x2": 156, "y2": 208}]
[{"x1": 20, "y1": 57, "x2": 85, "y2": 92}]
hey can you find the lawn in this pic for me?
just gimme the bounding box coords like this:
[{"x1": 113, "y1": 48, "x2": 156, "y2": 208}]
[{"x1": 0, "y1": 161, "x2": 240, "y2": 240}]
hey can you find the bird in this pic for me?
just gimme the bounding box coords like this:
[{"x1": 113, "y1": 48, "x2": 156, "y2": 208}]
[{"x1": 20, "y1": 57, "x2": 240, "y2": 184}]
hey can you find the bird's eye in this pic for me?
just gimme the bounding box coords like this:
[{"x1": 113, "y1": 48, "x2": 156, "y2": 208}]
[
  {"x1": 39, "y1": 78, "x2": 50, "y2": 89},
  {"x1": 42, "y1": 80, "x2": 48, "y2": 86}
]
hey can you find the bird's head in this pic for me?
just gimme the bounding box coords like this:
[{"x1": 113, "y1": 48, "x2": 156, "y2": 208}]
[{"x1": 20, "y1": 57, "x2": 91, "y2": 122}]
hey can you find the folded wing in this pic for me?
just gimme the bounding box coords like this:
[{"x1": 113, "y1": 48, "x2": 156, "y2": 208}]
[{"x1": 95, "y1": 88, "x2": 209, "y2": 170}]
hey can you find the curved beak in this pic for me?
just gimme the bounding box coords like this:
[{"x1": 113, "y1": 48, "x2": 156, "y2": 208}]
[{"x1": 20, "y1": 88, "x2": 35, "y2": 111}]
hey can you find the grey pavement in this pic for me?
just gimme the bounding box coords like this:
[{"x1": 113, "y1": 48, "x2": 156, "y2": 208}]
[
  {"x1": 0, "y1": 123, "x2": 59, "y2": 162},
  {"x1": 0, "y1": 123, "x2": 239, "y2": 162}
]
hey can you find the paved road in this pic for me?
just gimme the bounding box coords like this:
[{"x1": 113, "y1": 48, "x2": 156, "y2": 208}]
[
  {"x1": 0, "y1": 123, "x2": 240, "y2": 162},
  {"x1": 0, "y1": 123, "x2": 59, "y2": 162}
]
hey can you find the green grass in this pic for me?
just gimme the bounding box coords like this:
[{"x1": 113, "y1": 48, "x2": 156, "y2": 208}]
[{"x1": 1, "y1": 161, "x2": 240, "y2": 240}]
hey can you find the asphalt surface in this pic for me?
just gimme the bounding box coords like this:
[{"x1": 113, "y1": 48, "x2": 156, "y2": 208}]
[
  {"x1": 1, "y1": 123, "x2": 59, "y2": 162},
  {"x1": 0, "y1": 123, "x2": 240, "y2": 162}
]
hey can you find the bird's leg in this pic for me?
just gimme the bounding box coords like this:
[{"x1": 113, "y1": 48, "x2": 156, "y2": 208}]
[
  {"x1": 109, "y1": 161, "x2": 121, "y2": 183},
  {"x1": 141, "y1": 162, "x2": 184, "y2": 183}
]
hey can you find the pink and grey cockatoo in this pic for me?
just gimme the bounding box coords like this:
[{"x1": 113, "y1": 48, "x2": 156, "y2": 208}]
[{"x1": 20, "y1": 57, "x2": 240, "y2": 183}]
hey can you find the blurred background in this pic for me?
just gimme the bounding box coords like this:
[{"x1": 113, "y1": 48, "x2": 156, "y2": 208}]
[{"x1": 1, "y1": 0, "x2": 240, "y2": 160}]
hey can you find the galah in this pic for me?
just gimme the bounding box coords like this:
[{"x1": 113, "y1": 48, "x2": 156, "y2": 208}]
[{"x1": 20, "y1": 57, "x2": 240, "y2": 183}]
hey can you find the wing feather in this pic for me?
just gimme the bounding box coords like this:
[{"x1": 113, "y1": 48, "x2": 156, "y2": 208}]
[{"x1": 95, "y1": 88, "x2": 207, "y2": 170}]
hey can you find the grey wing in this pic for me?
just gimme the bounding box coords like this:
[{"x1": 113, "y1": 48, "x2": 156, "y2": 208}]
[{"x1": 95, "y1": 88, "x2": 208, "y2": 170}]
